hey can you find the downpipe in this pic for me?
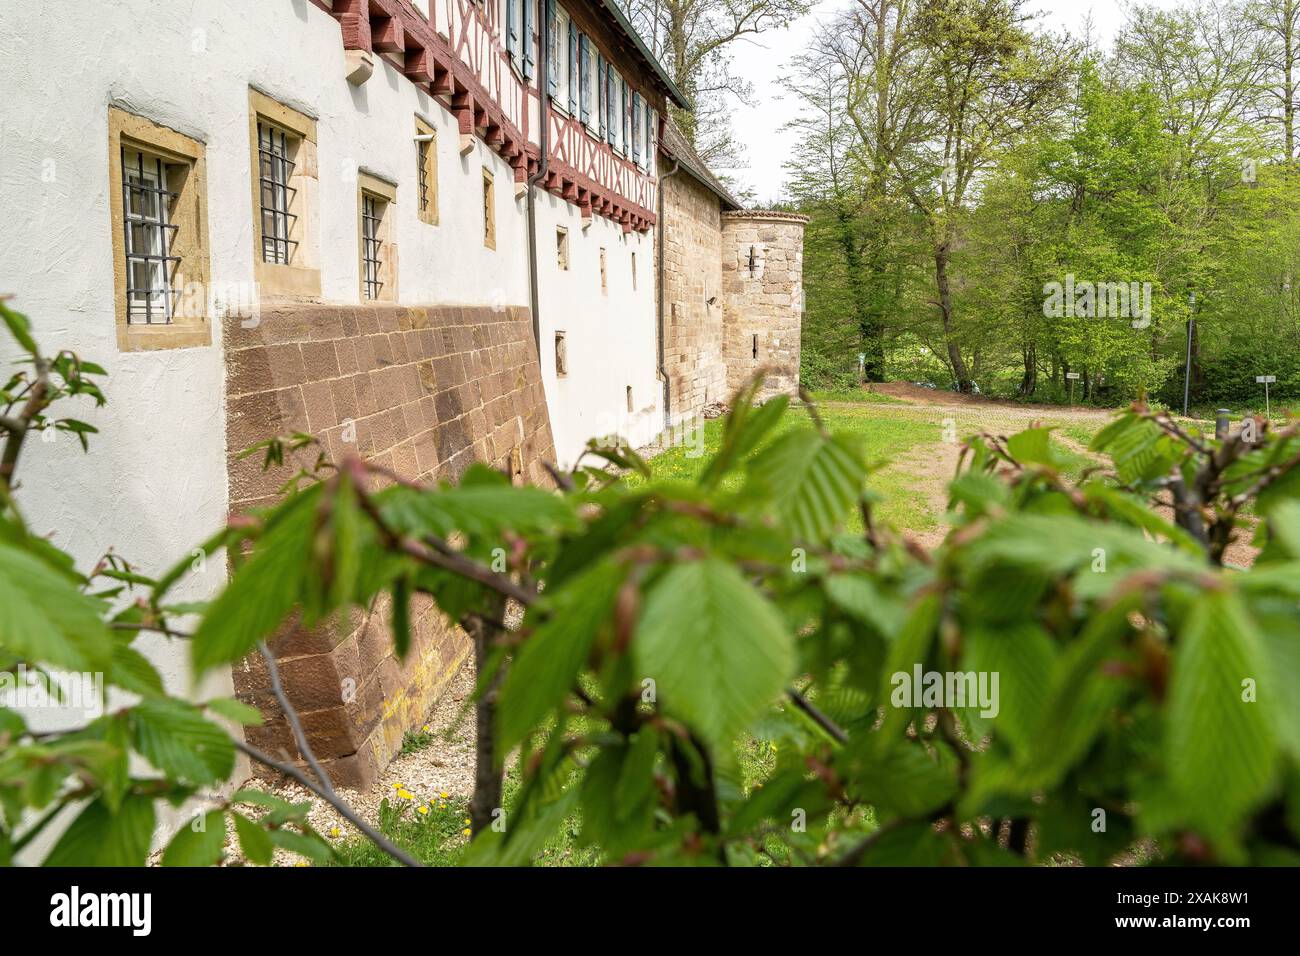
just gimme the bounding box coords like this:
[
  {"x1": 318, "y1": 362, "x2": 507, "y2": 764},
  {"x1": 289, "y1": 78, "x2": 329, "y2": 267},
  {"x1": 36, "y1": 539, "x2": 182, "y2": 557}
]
[
  {"x1": 656, "y1": 158, "x2": 680, "y2": 432},
  {"x1": 526, "y1": 5, "x2": 550, "y2": 358}
]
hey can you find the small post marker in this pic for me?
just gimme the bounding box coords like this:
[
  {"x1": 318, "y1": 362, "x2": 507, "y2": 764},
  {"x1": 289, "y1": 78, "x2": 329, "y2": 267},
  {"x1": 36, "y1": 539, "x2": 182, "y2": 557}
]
[
  {"x1": 1066, "y1": 371, "x2": 1080, "y2": 406},
  {"x1": 1256, "y1": 375, "x2": 1276, "y2": 420},
  {"x1": 858, "y1": 352, "x2": 866, "y2": 382}
]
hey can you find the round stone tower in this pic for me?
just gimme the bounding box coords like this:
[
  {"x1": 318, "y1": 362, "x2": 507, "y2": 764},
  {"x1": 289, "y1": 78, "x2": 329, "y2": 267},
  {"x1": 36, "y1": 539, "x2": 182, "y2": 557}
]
[{"x1": 720, "y1": 210, "x2": 808, "y2": 402}]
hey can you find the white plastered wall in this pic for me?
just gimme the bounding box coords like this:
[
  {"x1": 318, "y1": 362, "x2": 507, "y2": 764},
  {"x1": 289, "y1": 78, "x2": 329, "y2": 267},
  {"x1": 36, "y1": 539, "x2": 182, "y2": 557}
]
[
  {"x1": 0, "y1": 0, "x2": 663, "y2": 855},
  {"x1": 534, "y1": 191, "x2": 662, "y2": 466}
]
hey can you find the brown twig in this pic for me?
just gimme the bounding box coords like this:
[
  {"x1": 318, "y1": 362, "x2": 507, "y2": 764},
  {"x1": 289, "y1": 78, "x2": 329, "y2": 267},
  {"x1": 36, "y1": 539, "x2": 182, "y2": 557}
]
[{"x1": 232, "y1": 739, "x2": 422, "y2": 867}]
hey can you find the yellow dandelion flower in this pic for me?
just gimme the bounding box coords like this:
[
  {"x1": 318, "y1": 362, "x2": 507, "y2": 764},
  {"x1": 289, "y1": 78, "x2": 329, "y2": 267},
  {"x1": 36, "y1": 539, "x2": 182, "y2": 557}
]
[
  {"x1": 440, "y1": 791, "x2": 449, "y2": 799},
  {"x1": 464, "y1": 818, "x2": 471, "y2": 825},
  {"x1": 417, "y1": 805, "x2": 429, "y2": 815},
  {"x1": 462, "y1": 828, "x2": 471, "y2": 836},
  {"x1": 422, "y1": 724, "x2": 431, "y2": 733},
  {"x1": 392, "y1": 782, "x2": 403, "y2": 790},
  {"x1": 329, "y1": 827, "x2": 341, "y2": 838},
  {"x1": 295, "y1": 861, "x2": 310, "y2": 867},
  {"x1": 396, "y1": 788, "x2": 414, "y2": 800}
]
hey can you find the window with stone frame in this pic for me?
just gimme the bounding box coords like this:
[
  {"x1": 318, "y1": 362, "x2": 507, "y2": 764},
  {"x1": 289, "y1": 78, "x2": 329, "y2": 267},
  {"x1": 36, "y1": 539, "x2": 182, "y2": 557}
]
[
  {"x1": 107, "y1": 107, "x2": 211, "y2": 351},
  {"x1": 482, "y1": 167, "x2": 497, "y2": 249},
  {"x1": 248, "y1": 89, "x2": 319, "y2": 298},
  {"x1": 415, "y1": 116, "x2": 438, "y2": 226},
  {"x1": 357, "y1": 172, "x2": 397, "y2": 302}
]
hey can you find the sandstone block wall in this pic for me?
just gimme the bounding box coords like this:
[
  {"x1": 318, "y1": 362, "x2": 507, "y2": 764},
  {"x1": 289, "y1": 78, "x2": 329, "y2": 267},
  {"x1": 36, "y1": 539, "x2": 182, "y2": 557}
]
[
  {"x1": 224, "y1": 303, "x2": 555, "y2": 789},
  {"x1": 721, "y1": 211, "x2": 808, "y2": 402},
  {"x1": 660, "y1": 172, "x2": 727, "y2": 421}
]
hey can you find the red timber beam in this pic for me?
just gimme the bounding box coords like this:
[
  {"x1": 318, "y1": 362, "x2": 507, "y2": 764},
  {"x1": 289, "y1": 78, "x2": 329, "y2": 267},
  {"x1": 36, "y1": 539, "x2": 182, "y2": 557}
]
[{"x1": 322, "y1": 0, "x2": 655, "y2": 232}]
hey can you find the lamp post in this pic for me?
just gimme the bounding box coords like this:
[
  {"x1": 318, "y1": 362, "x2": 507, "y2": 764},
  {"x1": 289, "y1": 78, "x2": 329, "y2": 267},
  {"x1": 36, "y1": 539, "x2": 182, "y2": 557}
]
[{"x1": 1181, "y1": 291, "x2": 1196, "y2": 417}]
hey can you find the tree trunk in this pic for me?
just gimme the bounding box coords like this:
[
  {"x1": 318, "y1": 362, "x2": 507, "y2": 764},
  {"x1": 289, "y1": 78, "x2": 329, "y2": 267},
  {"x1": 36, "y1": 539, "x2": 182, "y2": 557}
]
[
  {"x1": 466, "y1": 602, "x2": 507, "y2": 837},
  {"x1": 933, "y1": 244, "x2": 971, "y2": 390},
  {"x1": 1018, "y1": 342, "x2": 1037, "y2": 396}
]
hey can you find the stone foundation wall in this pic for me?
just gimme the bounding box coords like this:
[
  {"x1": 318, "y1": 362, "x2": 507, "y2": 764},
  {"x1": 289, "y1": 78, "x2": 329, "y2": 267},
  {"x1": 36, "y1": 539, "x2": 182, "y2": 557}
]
[
  {"x1": 224, "y1": 303, "x2": 555, "y2": 789},
  {"x1": 721, "y1": 211, "x2": 808, "y2": 402},
  {"x1": 661, "y1": 171, "x2": 727, "y2": 421}
]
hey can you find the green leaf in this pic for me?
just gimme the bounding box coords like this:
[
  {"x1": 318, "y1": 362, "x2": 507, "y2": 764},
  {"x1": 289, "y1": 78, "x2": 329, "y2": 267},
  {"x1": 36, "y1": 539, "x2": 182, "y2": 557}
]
[
  {"x1": 191, "y1": 488, "x2": 319, "y2": 673},
  {"x1": 108, "y1": 643, "x2": 165, "y2": 698},
  {"x1": 269, "y1": 828, "x2": 334, "y2": 863},
  {"x1": 846, "y1": 740, "x2": 959, "y2": 819},
  {"x1": 44, "y1": 795, "x2": 155, "y2": 867},
  {"x1": 0, "y1": 540, "x2": 110, "y2": 672},
  {"x1": 747, "y1": 428, "x2": 868, "y2": 541},
  {"x1": 161, "y1": 810, "x2": 227, "y2": 866},
  {"x1": 205, "y1": 697, "x2": 264, "y2": 726},
  {"x1": 234, "y1": 812, "x2": 274, "y2": 865},
  {"x1": 699, "y1": 391, "x2": 789, "y2": 489},
  {"x1": 497, "y1": 560, "x2": 626, "y2": 753},
  {"x1": 1166, "y1": 590, "x2": 1278, "y2": 837},
  {"x1": 962, "y1": 622, "x2": 1055, "y2": 753},
  {"x1": 635, "y1": 559, "x2": 794, "y2": 747},
  {"x1": 131, "y1": 699, "x2": 235, "y2": 786},
  {"x1": 1006, "y1": 427, "x2": 1060, "y2": 467}
]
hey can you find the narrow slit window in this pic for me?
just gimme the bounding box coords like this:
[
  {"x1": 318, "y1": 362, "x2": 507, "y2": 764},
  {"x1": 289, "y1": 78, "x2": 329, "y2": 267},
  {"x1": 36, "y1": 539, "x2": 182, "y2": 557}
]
[
  {"x1": 361, "y1": 193, "x2": 385, "y2": 300},
  {"x1": 557, "y1": 227, "x2": 569, "y2": 270},
  {"x1": 257, "y1": 123, "x2": 298, "y2": 265},
  {"x1": 482, "y1": 169, "x2": 496, "y2": 248},
  {"x1": 752, "y1": 334, "x2": 759, "y2": 360},
  {"x1": 631, "y1": 251, "x2": 637, "y2": 289},
  {"x1": 599, "y1": 247, "x2": 607, "y2": 291},
  {"x1": 121, "y1": 148, "x2": 181, "y2": 325},
  {"x1": 626, "y1": 385, "x2": 633, "y2": 412},
  {"x1": 555, "y1": 331, "x2": 567, "y2": 376},
  {"x1": 748, "y1": 245, "x2": 758, "y2": 276}
]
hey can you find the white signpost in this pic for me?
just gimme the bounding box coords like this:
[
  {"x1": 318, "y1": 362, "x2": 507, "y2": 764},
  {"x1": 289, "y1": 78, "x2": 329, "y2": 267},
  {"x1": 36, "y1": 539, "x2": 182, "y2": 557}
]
[
  {"x1": 1257, "y1": 375, "x2": 1277, "y2": 419},
  {"x1": 1066, "y1": 371, "x2": 1081, "y2": 406}
]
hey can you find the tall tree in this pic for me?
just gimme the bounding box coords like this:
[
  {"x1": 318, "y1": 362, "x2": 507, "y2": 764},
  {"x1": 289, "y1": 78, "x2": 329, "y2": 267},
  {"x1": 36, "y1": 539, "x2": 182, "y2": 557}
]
[
  {"x1": 886, "y1": 0, "x2": 1071, "y2": 390},
  {"x1": 619, "y1": 0, "x2": 811, "y2": 167}
]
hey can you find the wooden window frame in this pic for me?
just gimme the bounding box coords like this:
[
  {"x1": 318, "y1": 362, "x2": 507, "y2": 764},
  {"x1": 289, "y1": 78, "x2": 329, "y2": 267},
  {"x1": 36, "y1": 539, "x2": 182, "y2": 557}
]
[
  {"x1": 357, "y1": 172, "x2": 398, "y2": 302},
  {"x1": 248, "y1": 89, "x2": 320, "y2": 299},
  {"x1": 415, "y1": 116, "x2": 439, "y2": 226},
  {"x1": 107, "y1": 107, "x2": 211, "y2": 352}
]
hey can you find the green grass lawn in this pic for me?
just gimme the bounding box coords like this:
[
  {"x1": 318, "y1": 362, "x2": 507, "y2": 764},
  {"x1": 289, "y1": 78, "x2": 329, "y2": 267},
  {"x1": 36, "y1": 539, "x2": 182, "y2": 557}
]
[{"x1": 645, "y1": 401, "x2": 939, "y2": 532}]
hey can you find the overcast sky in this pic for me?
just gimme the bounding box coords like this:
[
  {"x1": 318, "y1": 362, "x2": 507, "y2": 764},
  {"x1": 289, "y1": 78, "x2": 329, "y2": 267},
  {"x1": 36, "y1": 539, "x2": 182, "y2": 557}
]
[{"x1": 725, "y1": 0, "x2": 1183, "y2": 203}]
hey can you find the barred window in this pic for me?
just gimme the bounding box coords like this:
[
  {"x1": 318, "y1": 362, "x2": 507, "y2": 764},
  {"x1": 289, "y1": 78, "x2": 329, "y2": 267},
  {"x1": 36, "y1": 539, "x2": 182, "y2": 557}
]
[
  {"x1": 418, "y1": 139, "x2": 431, "y2": 211},
  {"x1": 361, "y1": 193, "x2": 385, "y2": 300},
  {"x1": 121, "y1": 148, "x2": 180, "y2": 324},
  {"x1": 258, "y1": 123, "x2": 297, "y2": 265}
]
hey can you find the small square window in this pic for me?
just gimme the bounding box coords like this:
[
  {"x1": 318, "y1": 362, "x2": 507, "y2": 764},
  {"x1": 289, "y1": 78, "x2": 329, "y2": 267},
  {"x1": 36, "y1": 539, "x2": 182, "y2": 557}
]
[{"x1": 556, "y1": 227, "x2": 569, "y2": 270}]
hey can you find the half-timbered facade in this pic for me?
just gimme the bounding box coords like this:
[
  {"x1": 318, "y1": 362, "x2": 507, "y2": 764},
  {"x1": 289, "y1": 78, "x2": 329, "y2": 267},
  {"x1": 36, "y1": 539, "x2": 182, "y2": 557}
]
[{"x1": 0, "y1": 0, "x2": 800, "y2": 822}]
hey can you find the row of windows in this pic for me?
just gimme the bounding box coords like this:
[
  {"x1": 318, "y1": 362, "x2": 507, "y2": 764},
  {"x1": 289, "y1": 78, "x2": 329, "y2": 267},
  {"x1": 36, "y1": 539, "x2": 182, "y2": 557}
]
[
  {"x1": 109, "y1": 87, "x2": 643, "y2": 351},
  {"x1": 509, "y1": 0, "x2": 657, "y2": 169},
  {"x1": 555, "y1": 228, "x2": 636, "y2": 291},
  {"x1": 107, "y1": 91, "x2": 507, "y2": 350}
]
